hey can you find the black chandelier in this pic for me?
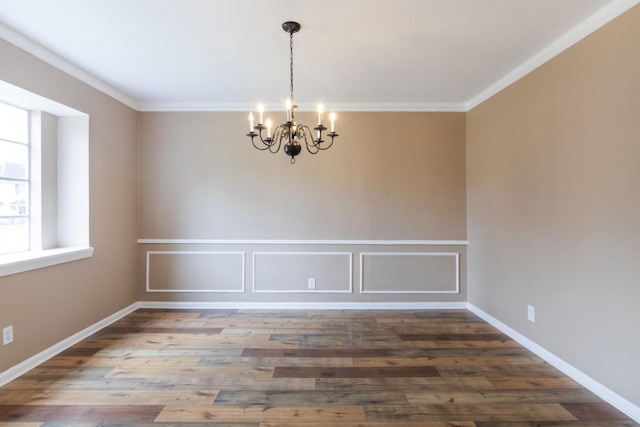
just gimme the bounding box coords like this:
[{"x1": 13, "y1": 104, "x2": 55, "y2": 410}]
[{"x1": 246, "y1": 21, "x2": 338, "y2": 164}]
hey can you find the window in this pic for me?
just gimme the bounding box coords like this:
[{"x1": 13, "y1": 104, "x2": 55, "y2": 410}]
[
  {"x1": 0, "y1": 102, "x2": 30, "y2": 255},
  {"x1": 0, "y1": 80, "x2": 92, "y2": 277}
]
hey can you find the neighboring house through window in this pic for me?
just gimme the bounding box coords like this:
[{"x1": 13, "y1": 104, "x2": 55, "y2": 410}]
[{"x1": 0, "y1": 102, "x2": 30, "y2": 255}]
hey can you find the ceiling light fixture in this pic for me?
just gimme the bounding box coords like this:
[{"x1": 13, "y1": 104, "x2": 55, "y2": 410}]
[{"x1": 246, "y1": 21, "x2": 338, "y2": 164}]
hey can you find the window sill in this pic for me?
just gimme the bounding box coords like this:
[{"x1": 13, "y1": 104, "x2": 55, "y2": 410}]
[{"x1": 0, "y1": 247, "x2": 94, "y2": 278}]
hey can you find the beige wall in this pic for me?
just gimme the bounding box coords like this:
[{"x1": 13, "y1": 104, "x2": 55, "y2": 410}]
[
  {"x1": 467, "y1": 5, "x2": 640, "y2": 407},
  {"x1": 0, "y1": 40, "x2": 139, "y2": 372},
  {"x1": 139, "y1": 111, "x2": 467, "y2": 240},
  {"x1": 138, "y1": 111, "x2": 468, "y2": 303}
]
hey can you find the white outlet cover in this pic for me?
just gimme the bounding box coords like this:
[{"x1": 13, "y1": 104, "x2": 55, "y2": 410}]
[
  {"x1": 2, "y1": 325, "x2": 14, "y2": 345},
  {"x1": 527, "y1": 305, "x2": 535, "y2": 322}
]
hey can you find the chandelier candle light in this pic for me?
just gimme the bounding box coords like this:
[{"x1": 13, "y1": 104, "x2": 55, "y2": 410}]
[{"x1": 246, "y1": 21, "x2": 338, "y2": 164}]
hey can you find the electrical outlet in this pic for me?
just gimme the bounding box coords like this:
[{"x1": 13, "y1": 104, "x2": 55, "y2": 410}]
[
  {"x1": 527, "y1": 305, "x2": 535, "y2": 322},
  {"x1": 3, "y1": 325, "x2": 13, "y2": 345},
  {"x1": 308, "y1": 277, "x2": 316, "y2": 290}
]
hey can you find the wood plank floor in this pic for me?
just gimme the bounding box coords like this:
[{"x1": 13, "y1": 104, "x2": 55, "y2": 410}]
[{"x1": 0, "y1": 309, "x2": 636, "y2": 426}]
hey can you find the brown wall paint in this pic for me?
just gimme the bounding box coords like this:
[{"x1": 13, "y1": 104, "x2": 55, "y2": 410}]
[
  {"x1": 0, "y1": 39, "x2": 139, "y2": 372},
  {"x1": 467, "y1": 5, "x2": 640, "y2": 406}
]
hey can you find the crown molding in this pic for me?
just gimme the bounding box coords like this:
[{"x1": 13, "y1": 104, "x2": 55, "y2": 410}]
[
  {"x1": 3, "y1": 0, "x2": 638, "y2": 114},
  {"x1": 138, "y1": 102, "x2": 256, "y2": 112},
  {"x1": 137, "y1": 101, "x2": 467, "y2": 113},
  {"x1": 0, "y1": 22, "x2": 139, "y2": 110},
  {"x1": 466, "y1": 0, "x2": 640, "y2": 111}
]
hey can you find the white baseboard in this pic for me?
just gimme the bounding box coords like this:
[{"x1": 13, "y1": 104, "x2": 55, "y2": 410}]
[
  {"x1": 0, "y1": 302, "x2": 140, "y2": 388},
  {"x1": 467, "y1": 303, "x2": 640, "y2": 424},
  {"x1": 138, "y1": 301, "x2": 468, "y2": 310}
]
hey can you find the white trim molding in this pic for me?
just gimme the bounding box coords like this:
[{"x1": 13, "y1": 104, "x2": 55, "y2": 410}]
[
  {"x1": 0, "y1": 302, "x2": 139, "y2": 388},
  {"x1": 0, "y1": 22, "x2": 139, "y2": 110},
  {"x1": 145, "y1": 251, "x2": 245, "y2": 293},
  {"x1": 468, "y1": 303, "x2": 640, "y2": 424},
  {"x1": 137, "y1": 238, "x2": 468, "y2": 246},
  {"x1": 360, "y1": 252, "x2": 460, "y2": 294},
  {"x1": 138, "y1": 101, "x2": 467, "y2": 113},
  {"x1": 0, "y1": 247, "x2": 94, "y2": 278},
  {"x1": 466, "y1": 0, "x2": 640, "y2": 110},
  {"x1": 139, "y1": 301, "x2": 469, "y2": 310},
  {"x1": 252, "y1": 251, "x2": 353, "y2": 294}
]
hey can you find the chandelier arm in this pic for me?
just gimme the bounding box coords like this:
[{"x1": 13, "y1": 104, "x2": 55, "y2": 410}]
[
  {"x1": 249, "y1": 138, "x2": 270, "y2": 151},
  {"x1": 271, "y1": 126, "x2": 288, "y2": 154},
  {"x1": 312, "y1": 135, "x2": 337, "y2": 151},
  {"x1": 250, "y1": 136, "x2": 275, "y2": 151},
  {"x1": 247, "y1": 132, "x2": 271, "y2": 151},
  {"x1": 296, "y1": 125, "x2": 319, "y2": 154},
  {"x1": 298, "y1": 124, "x2": 338, "y2": 153},
  {"x1": 248, "y1": 127, "x2": 279, "y2": 151}
]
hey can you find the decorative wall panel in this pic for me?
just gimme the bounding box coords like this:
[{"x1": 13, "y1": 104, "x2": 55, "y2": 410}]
[
  {"x1": 253, "y1": 252, "x2": 353, "y2": 293},
  {"x1": 360, "y1": 252, "x2": 459, "y2": 293},
  {"x1": 146, "y1": 251, "x2": 245, "y2": 292}
]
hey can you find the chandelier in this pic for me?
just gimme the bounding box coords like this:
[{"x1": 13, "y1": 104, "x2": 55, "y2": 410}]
[{"x1": 246, "y1": 21, "x2": 338, "y2": 164}]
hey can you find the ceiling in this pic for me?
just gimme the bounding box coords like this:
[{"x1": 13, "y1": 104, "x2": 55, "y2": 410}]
[{"x1": 0, "y1": 0, "x2": 636, "y2": 112}]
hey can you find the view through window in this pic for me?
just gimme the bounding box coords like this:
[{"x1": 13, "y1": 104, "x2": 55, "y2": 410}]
[{"x1": 0, "y1": 102, "x2": 30, "y2": 255}]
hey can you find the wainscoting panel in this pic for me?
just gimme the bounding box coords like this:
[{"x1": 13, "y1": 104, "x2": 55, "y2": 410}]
[
  {"x1": 253, "y1": 252, "x2": 353, "y2": 293},
  {"x1": 360, "y1": 252, "x2": 459, "y2": 293},
  {"x1": 146, "y1": 251, "x2": 245, "y2": 292},
  {"x1": 139, "y1": 240, "x2": 467, "y2": 302}
]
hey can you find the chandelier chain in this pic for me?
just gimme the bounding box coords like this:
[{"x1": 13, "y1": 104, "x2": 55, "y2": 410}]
[{"x1": 289, "y1": 30, "x2": 294, "y2": 103}]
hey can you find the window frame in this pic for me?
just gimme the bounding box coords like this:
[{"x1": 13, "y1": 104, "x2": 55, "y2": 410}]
[{"x1": 0, "y1": 80, "x2": 93, "y2": 278}]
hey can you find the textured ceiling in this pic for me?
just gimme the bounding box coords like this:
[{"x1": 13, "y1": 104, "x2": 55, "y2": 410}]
[{"x1": 0, "y1": 0, "x2": 636, "y2": 111}]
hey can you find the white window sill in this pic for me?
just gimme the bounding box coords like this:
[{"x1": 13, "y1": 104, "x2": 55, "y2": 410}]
[{"x1": 0, "y1": 247, "x2": 94, "y2": 278}]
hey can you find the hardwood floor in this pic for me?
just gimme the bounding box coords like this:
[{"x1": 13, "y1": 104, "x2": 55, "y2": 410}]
[{"x1": 0, "y1": 309, "x2": 636, "y2": 426}]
